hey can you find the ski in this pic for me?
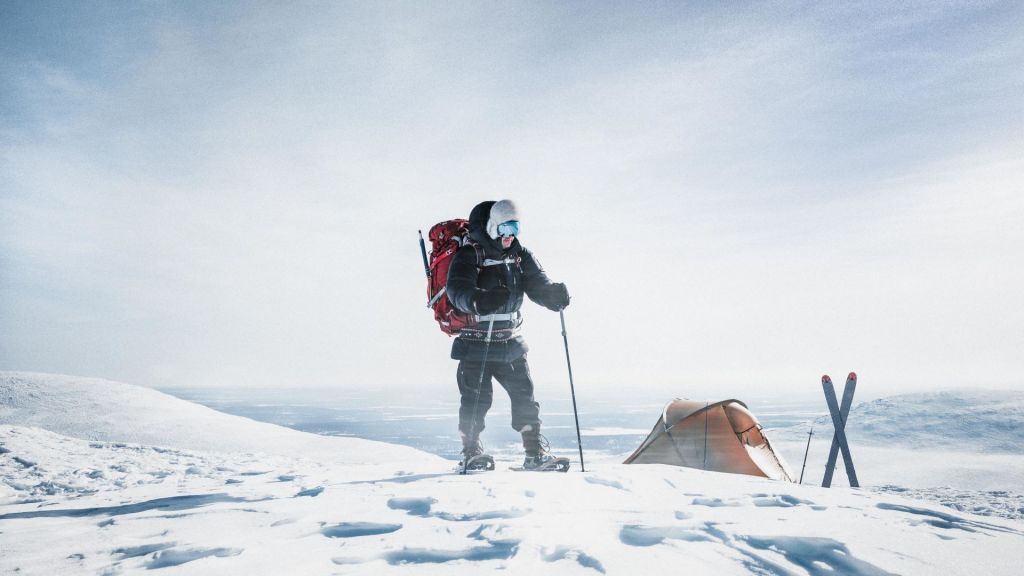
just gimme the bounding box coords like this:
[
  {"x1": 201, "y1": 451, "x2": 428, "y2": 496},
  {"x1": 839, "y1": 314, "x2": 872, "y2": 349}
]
[{"x1": 821, "y1": 372, "x2": 859, "y2": 488}]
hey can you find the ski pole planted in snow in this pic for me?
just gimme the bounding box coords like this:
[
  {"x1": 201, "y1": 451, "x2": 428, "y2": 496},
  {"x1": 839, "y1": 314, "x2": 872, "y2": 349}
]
[
  {"x1": 560, "y1": 310, "x2": 586, "y2": 472},
  {"x1": 799, "y1": 424, "x2": 814, "y2": 484}
]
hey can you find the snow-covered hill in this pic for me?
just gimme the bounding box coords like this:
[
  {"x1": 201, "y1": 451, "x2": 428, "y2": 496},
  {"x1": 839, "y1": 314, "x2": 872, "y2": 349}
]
[
  {"x1": 806, "y1": 389, "x2": 1024, "y2": 454},
  {"x1": 0, "y1": 372, "x2": 437, "y2": 464},
  {"x1": 866, "y1": 389, "x2": 1024, "y2": 451},
  {"x1": 2, "y1": 373, "x2": 1023, "y2": 575}
]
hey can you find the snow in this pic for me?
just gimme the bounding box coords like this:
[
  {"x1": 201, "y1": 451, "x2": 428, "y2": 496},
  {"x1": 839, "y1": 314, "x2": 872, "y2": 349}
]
[{"x1": 2, "y1": 372, "x2": 1024, "y2": 575}]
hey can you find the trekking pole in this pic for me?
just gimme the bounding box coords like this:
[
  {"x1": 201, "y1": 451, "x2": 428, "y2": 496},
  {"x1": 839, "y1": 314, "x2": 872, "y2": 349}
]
[
  {"x1": 462, "y1": 313, "x2": 496, "y2": 475},
  {"x1": 799, "y1": 424, "x2": 814, "y2": 484},
  {"x1": 559, "y1": 310, "x2": 586, "y2": 472}
]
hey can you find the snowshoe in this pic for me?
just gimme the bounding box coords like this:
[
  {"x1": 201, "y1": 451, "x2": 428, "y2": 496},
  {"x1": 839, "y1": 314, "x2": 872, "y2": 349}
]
[
  {"x1": 458, "y1": 453, "x2": 495, "y2": 472},
  {"x1": 458, "y1": 437, "x2": 495, "y2": 473},
  {"x1": 511, "y1": 453, "x2": 571, "y2": 472},
  {"x1": 513, "y1": 430, "x2": 570, "y2": 472}
]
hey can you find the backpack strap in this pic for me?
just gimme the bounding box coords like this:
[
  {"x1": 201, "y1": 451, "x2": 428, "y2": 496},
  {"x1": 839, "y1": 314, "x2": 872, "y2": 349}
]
[
  {"x1": 470, "y1": 243, "x2": 484, "y2": 267},
  {"x1": 428, "y1": 286, "x2": 447, "y2": 308}
]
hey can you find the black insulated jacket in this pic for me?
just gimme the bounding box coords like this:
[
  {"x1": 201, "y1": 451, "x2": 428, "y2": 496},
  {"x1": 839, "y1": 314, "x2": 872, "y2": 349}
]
[{"x1": 446, "y1": 201, "x2": 565, "y2": 363}]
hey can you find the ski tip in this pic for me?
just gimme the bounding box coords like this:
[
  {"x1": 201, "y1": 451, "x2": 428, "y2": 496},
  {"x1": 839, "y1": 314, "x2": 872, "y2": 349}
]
[
  {"x1": 848, "y1": 371, "x2": 857, "y2": 380},
  {"x1": 821, "y1": 374, "x2": 832, "y2": 384}
]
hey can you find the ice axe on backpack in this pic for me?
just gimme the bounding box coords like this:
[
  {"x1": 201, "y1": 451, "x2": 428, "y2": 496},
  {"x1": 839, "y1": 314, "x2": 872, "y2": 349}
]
[{"x1": 418, "y1": 230, "x2": 431, "y2": 280}]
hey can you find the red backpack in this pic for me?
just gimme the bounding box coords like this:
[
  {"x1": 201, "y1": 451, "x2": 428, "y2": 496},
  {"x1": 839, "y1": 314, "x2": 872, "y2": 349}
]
[{"x1": 423, "y1": 219, "x2": 478, "y2": 335}]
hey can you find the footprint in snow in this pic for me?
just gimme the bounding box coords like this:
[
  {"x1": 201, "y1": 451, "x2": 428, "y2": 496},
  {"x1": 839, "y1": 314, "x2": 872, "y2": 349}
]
[
  {"x1": 751, "y1": 494, "x2": 815, "y2": 508},
  {"x1": 12, "y1": 456, "x2": 35, "y2": 468},
  {"x1": 691, "y1": 497, "x2": 744, "y2": 507},
  {"x1": 542, "y1": 546, "x2": 606, "y2": 574},
  {"x1": 295, "y1": 486, "x2": 324, "y2": 498},
  {"x1": 387, "y1": 497, "x2": 436, "y2": 517},
  {"x1": 619, "y1": 524, "x2": 713, "y2": 546},
  {"x1": 386, "y1": 497, "x2": 526, "y2": 521},
  {"x1": 112, "y1": 542, "x2": 176, "y2": 559},
  {"x1": 584, "y1": 476, "x2": 628, "y2": 491},
  {"x1": 321, "y1": 522, "x2": 403, "y2": 538},
  {"x1": 144, "y1": 547, "x2": 243, "y2": 569}
]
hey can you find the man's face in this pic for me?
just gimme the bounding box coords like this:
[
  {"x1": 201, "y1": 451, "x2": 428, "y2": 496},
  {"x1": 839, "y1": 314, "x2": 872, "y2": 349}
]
[{"x1": 497, "y1": 220, "x2": 519, "y2": 250}]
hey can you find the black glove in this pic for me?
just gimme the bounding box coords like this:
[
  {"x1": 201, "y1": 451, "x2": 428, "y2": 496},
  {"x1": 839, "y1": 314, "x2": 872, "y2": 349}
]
[
  {"x1": 545, "y1": 283, "x2": 570, "y2": 311},
  {"x1": 473, "y1": 286, "x2": 510, "y2": 315}
]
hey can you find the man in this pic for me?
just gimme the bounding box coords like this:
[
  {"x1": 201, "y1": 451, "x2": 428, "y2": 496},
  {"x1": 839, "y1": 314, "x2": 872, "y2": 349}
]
[{"x1": 446, "y1": 199, "x2": 571, "y2": 470}]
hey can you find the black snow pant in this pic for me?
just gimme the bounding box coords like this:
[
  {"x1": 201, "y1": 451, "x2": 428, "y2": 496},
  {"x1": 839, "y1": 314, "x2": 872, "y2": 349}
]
[{"x1": 457, "y1": 355, "x2": 541, "y2": 440}]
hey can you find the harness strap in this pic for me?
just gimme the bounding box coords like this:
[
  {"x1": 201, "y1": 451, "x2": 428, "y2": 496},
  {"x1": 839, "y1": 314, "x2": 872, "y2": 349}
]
[{"x1": 474, "y1": 311, "x2": 520, "y2": 322}]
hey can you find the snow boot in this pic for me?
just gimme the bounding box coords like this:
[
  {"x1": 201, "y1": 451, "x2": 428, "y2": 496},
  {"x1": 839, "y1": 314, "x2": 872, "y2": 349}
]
[
  {"x1": 519, "y1": 428, "x2": 570, "y2": 472},
  {"x1": 459, "y1": 434, "x2": 494, "y2": 471}
]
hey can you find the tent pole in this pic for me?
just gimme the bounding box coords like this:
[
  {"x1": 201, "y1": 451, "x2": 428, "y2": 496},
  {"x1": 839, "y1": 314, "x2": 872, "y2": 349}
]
[
  {"x1": 703, "y1": 402, "x2": 709, "y2": 470},
  {"x1": 665, "y1": 426, "x2": 688, "y2": 465}
]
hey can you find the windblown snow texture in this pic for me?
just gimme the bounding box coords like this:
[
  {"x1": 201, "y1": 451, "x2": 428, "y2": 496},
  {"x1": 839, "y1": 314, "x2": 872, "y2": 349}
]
[{"x1": 2, "y1": 372, "x2": 1023, "y2": 575}]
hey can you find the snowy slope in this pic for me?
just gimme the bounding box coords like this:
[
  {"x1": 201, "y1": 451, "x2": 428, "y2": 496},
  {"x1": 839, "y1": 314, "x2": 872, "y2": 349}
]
[
  {"x1": 2, "y1": 373, "x2": 1024, "y2": 575},
  {"x1": 0, "y1": 372, "x2": 438, "y2": 465}
]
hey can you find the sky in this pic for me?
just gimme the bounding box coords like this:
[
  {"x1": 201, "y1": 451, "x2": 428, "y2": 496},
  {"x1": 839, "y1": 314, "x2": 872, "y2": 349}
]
[{"x1": 1, "y1": 1, "x2": 1022, "y2": 401}]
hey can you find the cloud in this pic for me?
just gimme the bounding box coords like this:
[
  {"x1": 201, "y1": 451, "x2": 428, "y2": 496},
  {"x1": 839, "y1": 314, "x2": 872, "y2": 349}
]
[{"x1": 1, "y1": 2, "x2": 1022, "y2": 393}]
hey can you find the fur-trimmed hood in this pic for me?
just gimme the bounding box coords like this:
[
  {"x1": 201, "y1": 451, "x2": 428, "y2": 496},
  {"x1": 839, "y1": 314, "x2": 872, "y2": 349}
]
[
  {"x1": 467, "y1": 200, "x2": 520, "y2": 257},
  {"x1": 486, "y1": 199, "x2": 519, "y2": 239}
]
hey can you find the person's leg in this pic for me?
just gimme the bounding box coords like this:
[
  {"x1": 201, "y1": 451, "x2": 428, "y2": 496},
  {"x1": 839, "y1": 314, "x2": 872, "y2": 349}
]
[
  {"x1": 492, "y1": 355, "x2": 542, "y2": 455},
  {"x1": 457, "y1": 360, "x2": 494, "y2": 453}
]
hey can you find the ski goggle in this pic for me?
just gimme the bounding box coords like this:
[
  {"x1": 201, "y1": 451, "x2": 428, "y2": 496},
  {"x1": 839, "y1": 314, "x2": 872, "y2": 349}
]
[{"x1": 497, "y1": 220, "x2": 520, "y2": 238}]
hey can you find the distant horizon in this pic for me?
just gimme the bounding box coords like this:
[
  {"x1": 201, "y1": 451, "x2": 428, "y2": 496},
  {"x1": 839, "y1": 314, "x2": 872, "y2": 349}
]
[{"x1": 6, "y1": 369, "x2": 1021, "y2": 407}]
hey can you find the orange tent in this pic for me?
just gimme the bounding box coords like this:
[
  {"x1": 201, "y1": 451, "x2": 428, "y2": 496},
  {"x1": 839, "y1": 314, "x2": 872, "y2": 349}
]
[{"x1": 623, "y1": 399, "x2": 795, "y2": 482}]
